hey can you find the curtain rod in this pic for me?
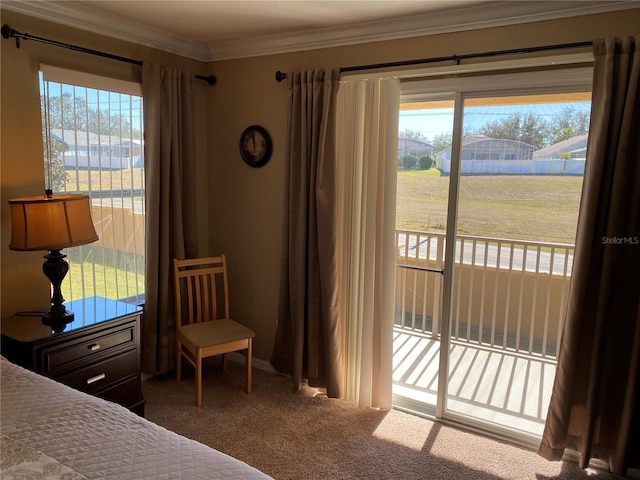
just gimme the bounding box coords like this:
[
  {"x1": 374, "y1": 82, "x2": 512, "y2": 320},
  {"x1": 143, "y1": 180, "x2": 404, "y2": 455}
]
[
  {"x1": 1, "y1": 24, "x2": 217, "y2": 86},
  {"x1": 274, "y1": 40, "x2": 593, "y2": 82}
]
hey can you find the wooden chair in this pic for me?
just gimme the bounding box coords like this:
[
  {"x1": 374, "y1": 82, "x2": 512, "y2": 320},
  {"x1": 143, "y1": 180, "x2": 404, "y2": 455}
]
[{"x1": 172, "y1": 255, "x2": 255, "y2": 407}]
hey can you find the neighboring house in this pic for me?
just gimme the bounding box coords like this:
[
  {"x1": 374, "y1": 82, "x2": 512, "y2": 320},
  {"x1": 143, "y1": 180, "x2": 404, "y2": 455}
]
[
  {"x1": 433, "y1": 136, "x2": 586, "y2": 176},
  {"x1": 49, "y1": 128, "x2": 143, "y2": 169},
  {"x1": 533, "y1": 134, "x2": 588, "y2": 159},
  {"x1": 398, "y1": 137, "x2": 432, "y2": 158},
  {"x1": 434, "y1": 136, "x2": 540, "y2": 175},
  {"x1": 435, "y1": 136, "x2": 535, "y2": 162}
]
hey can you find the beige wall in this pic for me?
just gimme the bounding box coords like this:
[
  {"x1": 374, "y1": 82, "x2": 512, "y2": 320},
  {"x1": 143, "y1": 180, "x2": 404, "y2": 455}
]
[{"x1": 2, "y1": 7, "x2": 639, "y2": 364}]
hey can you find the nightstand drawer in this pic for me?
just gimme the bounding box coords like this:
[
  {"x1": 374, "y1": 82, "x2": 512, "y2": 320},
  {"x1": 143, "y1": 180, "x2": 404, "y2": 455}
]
[
  {"x1": 56, "y1": 349, "x2": 138, "y2": 394},
  {"x1": 42, "y1": 324, "x2": 136, "y2": 373},
  {"x1": 98, "y1": 376, "x2": 142, "y2": 407}
]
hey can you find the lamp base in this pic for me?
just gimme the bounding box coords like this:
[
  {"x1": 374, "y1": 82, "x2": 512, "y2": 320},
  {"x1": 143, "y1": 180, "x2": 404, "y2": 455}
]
[
  {"x1": 42, "y1": 306, "x2": 74, "y2": 333},
  {"x1": 42, "y1": 249, "x2": 74, "y2": 333}
]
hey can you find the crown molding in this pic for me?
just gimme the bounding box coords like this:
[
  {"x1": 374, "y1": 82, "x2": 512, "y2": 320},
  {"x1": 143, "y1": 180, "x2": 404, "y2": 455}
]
[
  {"x1": 1, "y1": 0, "x2": 212, "y2": 61},
  {"x1": 2, "y1": 1, "x2": 637, "y2": 62},
  {"x1": 211, "y1": 1, "x2": 638, "y2": 61}
]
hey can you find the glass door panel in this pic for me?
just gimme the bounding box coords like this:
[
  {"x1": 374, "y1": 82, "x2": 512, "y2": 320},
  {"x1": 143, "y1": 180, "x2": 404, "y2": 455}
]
[
  {"x1": 445, "y1": 92, "x2": 590, "y2": 436},
  {"x1": 393, "y1": 98, "x2": 454, "y2": 412}
]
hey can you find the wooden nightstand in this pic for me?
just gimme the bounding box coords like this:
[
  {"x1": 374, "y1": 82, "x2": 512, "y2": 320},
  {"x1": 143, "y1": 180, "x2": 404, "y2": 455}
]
[{"x1": 1, "y1": 296, "x2": 145, "y2": 416}]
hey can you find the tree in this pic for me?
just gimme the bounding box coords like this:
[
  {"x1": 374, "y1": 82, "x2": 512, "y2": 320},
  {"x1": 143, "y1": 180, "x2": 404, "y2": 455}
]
[
  {"x1": 42, "y1": 92, "x2": 86, "y2": 131},
  {"x1": 430, "y1": 132, "x2": 452, "y2": 153},
  {"x1": 400, "y1": 153, "x2": 418, "y2": 170},
  {"x1": 400, "y1": 129, "x2": 427, "y2": 141},
  {"x1": 42, "y1": 93, "x2": 141, "y2": 140},
  {"x1": 548, "y1": 105, "x2": 590, "y2": 144},
  {"x1": 418, "y1": 155, "x2": 435, "y2": 170},
  {"x1": 429, "y1": 128, "x2": 478, "y2": 154},
  {"x1": 477, "y1": 111, "x2": 549, "y2": 149},
  {"x1": 43, "y1": 134, "x2": 68, "y2": 191}
]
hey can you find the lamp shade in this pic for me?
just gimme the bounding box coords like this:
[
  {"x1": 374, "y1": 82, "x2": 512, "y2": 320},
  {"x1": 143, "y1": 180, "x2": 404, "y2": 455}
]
[{"x1": 9, "y1": 194, "x2": 99, "y2": 251}]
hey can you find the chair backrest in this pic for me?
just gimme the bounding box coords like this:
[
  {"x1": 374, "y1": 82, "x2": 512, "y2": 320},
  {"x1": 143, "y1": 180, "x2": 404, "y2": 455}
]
[{"x1": 172, "y1": 255, "x2": 230, "y2": 328}]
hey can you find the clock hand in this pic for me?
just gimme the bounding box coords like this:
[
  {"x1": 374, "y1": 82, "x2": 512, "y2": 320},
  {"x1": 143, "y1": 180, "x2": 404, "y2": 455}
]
[{"x1": 252, "y1": 132, "x2": 256, "y2": 151}]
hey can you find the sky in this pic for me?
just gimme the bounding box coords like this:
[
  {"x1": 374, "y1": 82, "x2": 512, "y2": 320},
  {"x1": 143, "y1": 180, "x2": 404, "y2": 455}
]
[
  {"x1": 40, "y1": 75, "x2": 143, "y2": 135},
  {"x1": 399, "y1": 101, "x2": 591, "y2": 141}
]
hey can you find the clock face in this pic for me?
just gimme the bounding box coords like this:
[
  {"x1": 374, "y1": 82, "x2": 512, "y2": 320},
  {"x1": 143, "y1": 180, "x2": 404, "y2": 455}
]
[{"x1": 240, "y1": 126, "x2": 272, "y2": 167}]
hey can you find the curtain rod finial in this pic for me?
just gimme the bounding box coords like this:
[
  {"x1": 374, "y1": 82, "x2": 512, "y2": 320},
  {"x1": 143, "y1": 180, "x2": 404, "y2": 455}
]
[
  {"x1": 1, "y1": 24, "x2": 14, "y2": 39},
  {"x1": 2, "y1": 24, "x2": 21, "y2": 48},
  {"x1": 275, "y1": 71, "x2": 287, "y2": 82}
]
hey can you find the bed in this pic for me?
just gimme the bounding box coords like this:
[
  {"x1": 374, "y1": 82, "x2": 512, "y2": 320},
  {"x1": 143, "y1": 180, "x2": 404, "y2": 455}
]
[{"x1": 0, "y1": 356, "x2": 272, "y2": 479}]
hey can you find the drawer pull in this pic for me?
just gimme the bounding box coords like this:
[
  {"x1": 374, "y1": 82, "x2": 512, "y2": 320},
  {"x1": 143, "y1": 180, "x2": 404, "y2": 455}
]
[
  {"x1": 89, "y1": 343, "x2": 101, "y2": 351},
  {"x1": 86, "y1": 373, "x2": 106, "y2": 385}
]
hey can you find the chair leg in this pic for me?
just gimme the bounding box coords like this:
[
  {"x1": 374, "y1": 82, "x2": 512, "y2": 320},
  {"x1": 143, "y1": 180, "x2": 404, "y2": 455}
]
[
  {"x1": 246, "y1": 338, "x2": 253, "y2": 394},
  {"x1": 195, "y1": 349, "x2": 203, "y2": 407},
  {"x1": 176, "y1": 340, "x2": 182, "y2": 382}
]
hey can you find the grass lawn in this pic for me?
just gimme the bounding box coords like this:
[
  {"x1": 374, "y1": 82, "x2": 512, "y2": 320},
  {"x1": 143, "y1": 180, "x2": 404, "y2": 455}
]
[
  {"x1": 396, "y1": 169, "x2": 583, "y2": 245},
  {"x1": 63, "y1": 261, "x2": 144, "y2": 302},
  {"x1": 64, "y1": 167, "x2": 144, "y2": 191}
]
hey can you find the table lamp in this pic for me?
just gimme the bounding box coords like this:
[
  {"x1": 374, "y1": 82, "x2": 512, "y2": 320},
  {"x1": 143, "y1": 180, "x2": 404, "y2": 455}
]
[{"x1": 9, "y1": 190, "x2": 99, "y2": 332}]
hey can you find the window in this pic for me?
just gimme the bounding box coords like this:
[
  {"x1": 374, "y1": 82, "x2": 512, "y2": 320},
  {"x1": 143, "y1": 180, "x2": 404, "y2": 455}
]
[{"x1": 39, "y1": 65, "x2": 145, "y2": 305}]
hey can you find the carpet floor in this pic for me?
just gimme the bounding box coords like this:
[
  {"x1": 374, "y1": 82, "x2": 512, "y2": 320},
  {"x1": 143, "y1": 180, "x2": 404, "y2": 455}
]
[{"x1": 142, "y1": 359, "x2": 625, "y2": 480}]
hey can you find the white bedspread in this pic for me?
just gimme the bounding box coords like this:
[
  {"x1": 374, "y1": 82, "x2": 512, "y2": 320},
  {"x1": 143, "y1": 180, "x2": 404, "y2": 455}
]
[
  {"x1": 1, "y1": 434, "x2": 89, "y2": 479},
  {"x1": 0, "y1": 356, "x2": 272, "y2": 479}
]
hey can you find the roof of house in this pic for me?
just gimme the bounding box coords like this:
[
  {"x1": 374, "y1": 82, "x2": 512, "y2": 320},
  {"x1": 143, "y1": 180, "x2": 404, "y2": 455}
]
[
  {"x1": 49, "y1": 129, "x2": 141, "y2": 148},
  {"x1": 50, "y1": 129, "x2": 100, "y2": 147},
  {"x1": 461, "y1": 136, "x2": 535, "y2": 148},
  {"x1": 398, "y1": 137, "x2": 432, "y2": 153},
  {"x1": 434, "y1": 136, "x2": 535, "y2": 156},
  {"x1": 532, "y1": 134, "x2": 588, "y2": 159}
]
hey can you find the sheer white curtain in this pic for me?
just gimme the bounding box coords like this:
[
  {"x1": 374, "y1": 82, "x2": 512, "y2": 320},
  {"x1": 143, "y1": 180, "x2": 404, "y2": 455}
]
[{"x1": 336, "y1": 77, "x2": 400, "y2": 409}]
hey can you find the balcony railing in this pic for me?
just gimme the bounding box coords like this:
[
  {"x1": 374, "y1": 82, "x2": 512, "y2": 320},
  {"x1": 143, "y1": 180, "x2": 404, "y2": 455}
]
[{"x1": 395, "y1": 230, "x2": 574, "y2": 360}]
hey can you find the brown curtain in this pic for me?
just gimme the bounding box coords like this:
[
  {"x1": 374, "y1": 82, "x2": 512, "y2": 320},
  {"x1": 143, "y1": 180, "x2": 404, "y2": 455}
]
[
  {"x1": 271, "y1": 68, "x2": 344, "y2": 397},
  {"x1": 141, "y1": 63, "x2": 199, "y2": 375},
  {"x1": 538, "y1": 35, "x2": 640, "y2": 476}
]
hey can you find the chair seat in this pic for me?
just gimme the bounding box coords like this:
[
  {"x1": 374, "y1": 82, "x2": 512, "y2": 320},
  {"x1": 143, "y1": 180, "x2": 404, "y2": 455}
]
[{"x1": 179, "y1": 318, "x2": 255, "y2": 349}]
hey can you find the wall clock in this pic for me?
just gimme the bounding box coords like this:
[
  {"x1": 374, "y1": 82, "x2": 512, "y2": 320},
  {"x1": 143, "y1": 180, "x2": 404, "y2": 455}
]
[{"x1": 239, "y1": 125, "x2": 272, "y2": 168}]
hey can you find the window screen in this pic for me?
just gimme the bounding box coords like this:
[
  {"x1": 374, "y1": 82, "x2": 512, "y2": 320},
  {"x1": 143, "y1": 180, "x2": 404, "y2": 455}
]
[{"x1": 39, "y1": 65, "x2": 145, "y2": 304}]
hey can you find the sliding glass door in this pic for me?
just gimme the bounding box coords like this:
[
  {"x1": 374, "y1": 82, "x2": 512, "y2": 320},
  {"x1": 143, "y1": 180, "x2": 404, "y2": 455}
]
[{"x1": 393, "y1": 66, "x2": 593, "y2": 443}]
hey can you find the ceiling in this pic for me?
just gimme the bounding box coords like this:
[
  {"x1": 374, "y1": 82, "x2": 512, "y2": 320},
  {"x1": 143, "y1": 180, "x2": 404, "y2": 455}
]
[{"x1": 2, "y1": 1, "x2": 637, "y2": 61}]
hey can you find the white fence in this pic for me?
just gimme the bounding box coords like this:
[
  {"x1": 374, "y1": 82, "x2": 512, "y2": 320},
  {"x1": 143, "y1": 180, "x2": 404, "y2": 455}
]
[
  {"x1": 63, "y1": 153, "x2": 144, "y2": 169},
  {"x1": 437, "y1": 158, "x2": 585, "y2": 176}
]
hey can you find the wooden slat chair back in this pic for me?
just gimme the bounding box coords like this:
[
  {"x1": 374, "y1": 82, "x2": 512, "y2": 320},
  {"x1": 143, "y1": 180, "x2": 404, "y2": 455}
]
[
  {"x1": 175, "y1": 260, "x2": 228, "y2": 325},
  {"x1": 173, "y1": 255, "x2": 255, "y2": 407}
]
